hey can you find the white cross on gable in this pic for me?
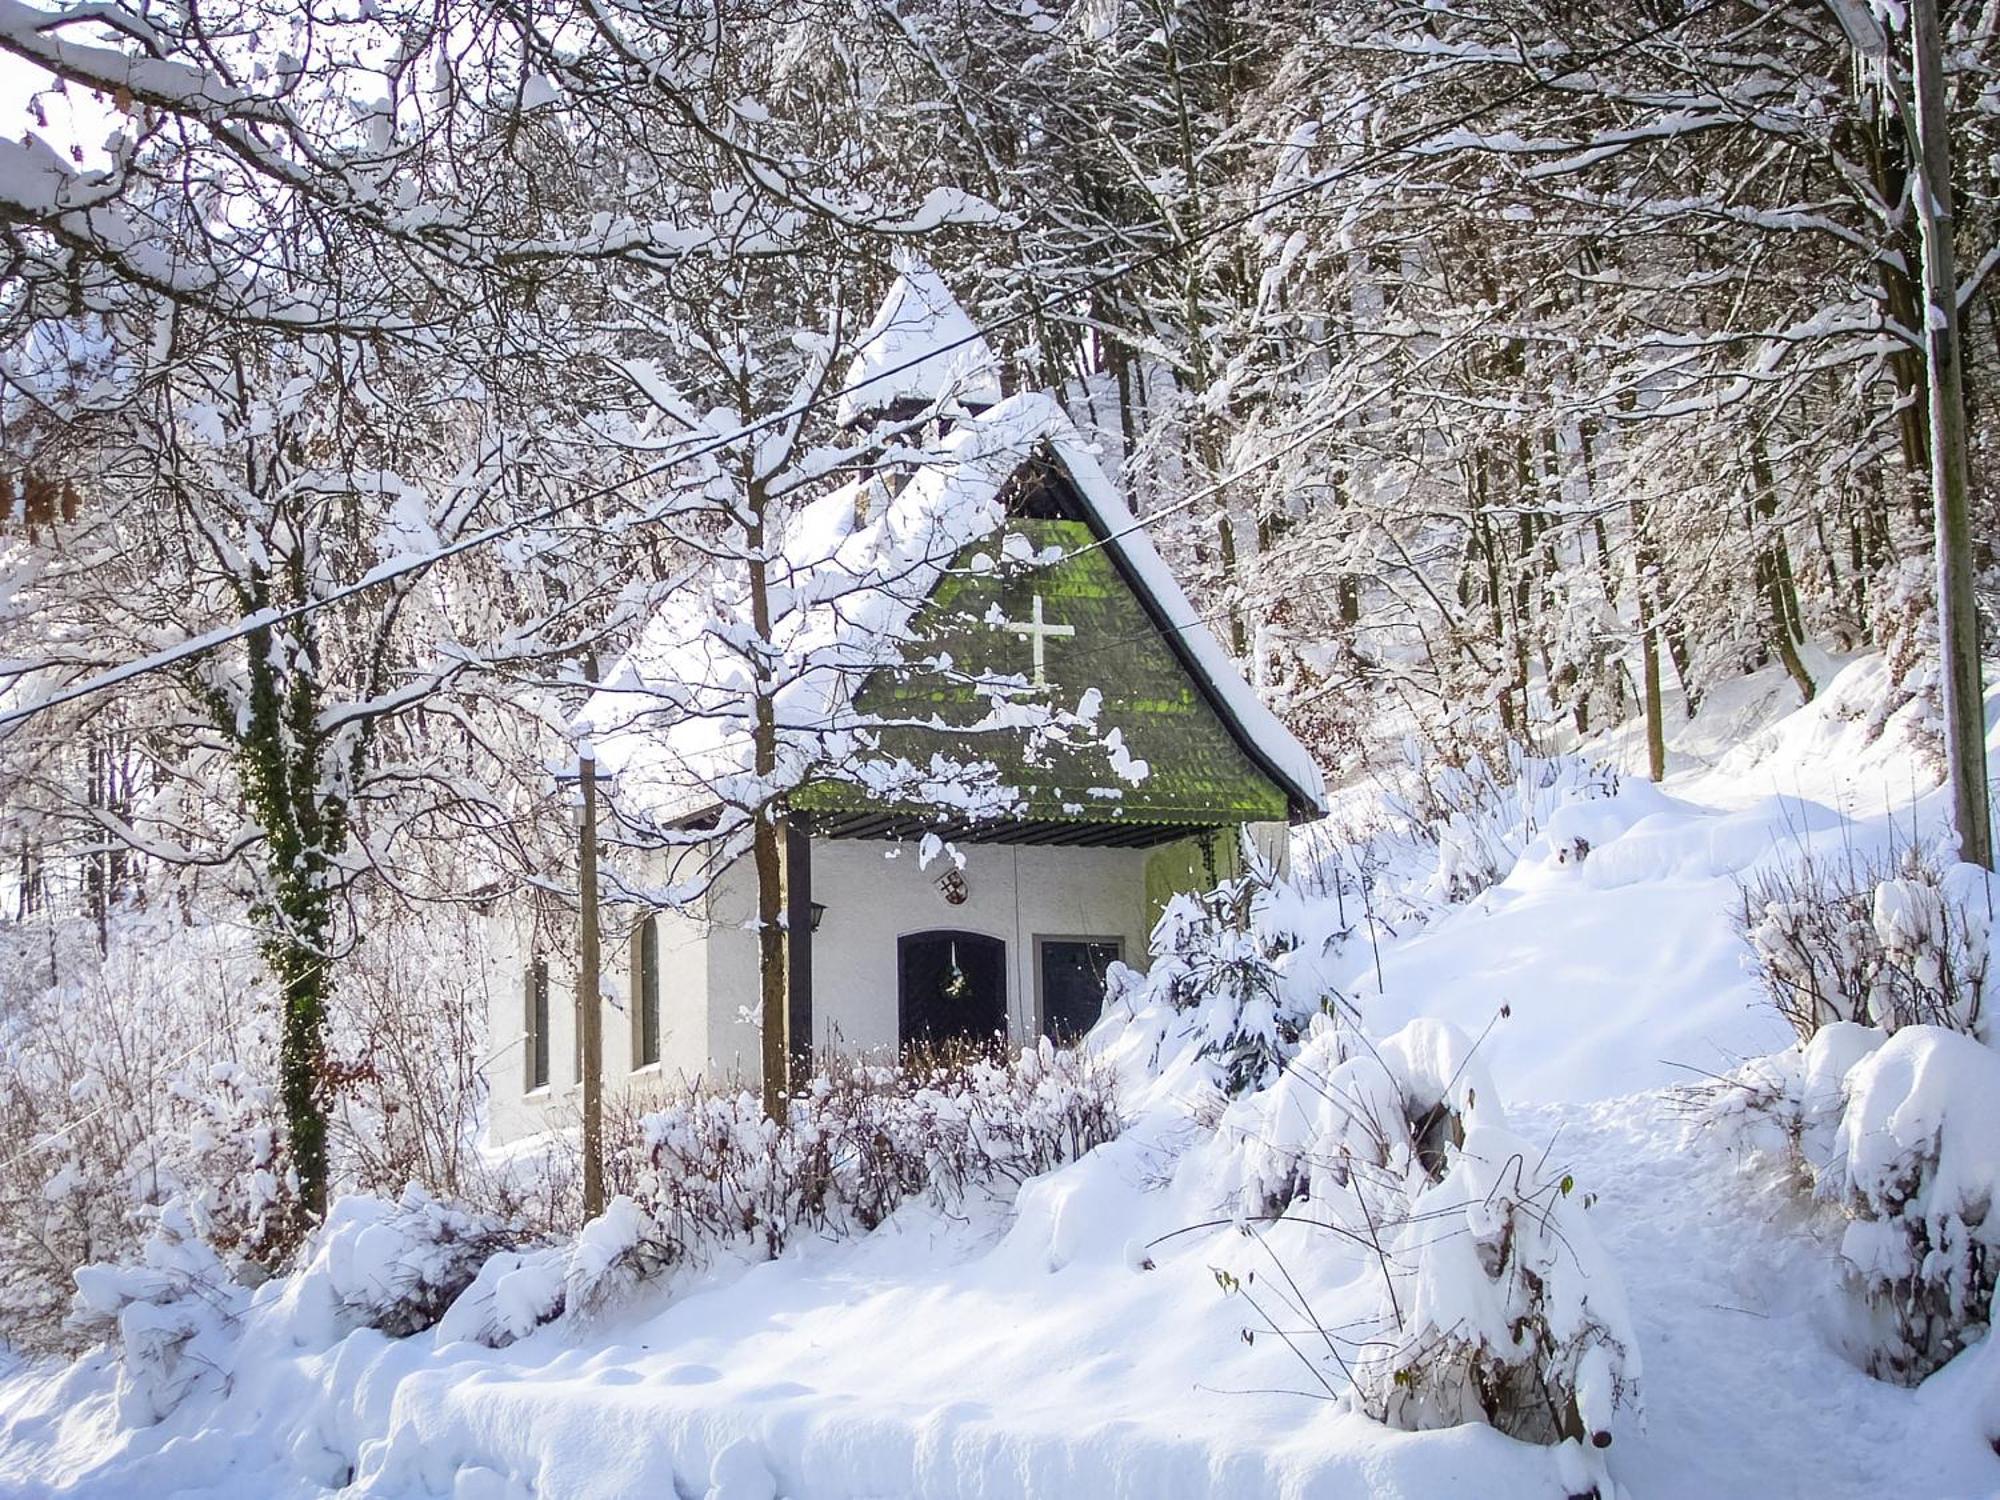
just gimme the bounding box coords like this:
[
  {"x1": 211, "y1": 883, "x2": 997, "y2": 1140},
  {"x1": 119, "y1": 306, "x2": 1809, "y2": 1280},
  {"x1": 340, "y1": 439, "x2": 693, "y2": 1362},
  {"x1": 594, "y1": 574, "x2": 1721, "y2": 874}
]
[{"x1": 1001, "y1": 594, "x2": 1075, "y2": 686}]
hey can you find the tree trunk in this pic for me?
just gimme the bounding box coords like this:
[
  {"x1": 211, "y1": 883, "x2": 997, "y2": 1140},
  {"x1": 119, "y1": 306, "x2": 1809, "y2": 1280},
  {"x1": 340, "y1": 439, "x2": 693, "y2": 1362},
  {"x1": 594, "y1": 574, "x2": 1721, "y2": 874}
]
[
  {"x1": 1859, "y1": 106, "x2": 1933, "y2": 516},
  {"x1": 1216, "y1": 511, "x2": 1248, "y2": 656},
  {"x1": 1469, "y1": 457, "x2": 1513, "y2": 733},
  {"x1": 1767, "y1": 579, "x2": 1817, "y2": 706},
  {"x1": 231, "y1": 606, "x2": 344, "y2": 1241},
  {"x1": 1750, "y1": 443, "x2": 1815, "y2": 705},
  {"x1": 272, "y1": 930, "x2": 332, "y2": 1238},
  {"x1": 1631, "y1": 500, "x2": 1667, "y2": 783},
  {"x1": 744, "y1": 481, "x2": 791, "y2": 1120},
  {"x1": 1111, "y1": 338, "x2": 1138, "y2": 464},
  {"x1": 1663, "y1": 620, "x2": 1699, "y2": 720}
]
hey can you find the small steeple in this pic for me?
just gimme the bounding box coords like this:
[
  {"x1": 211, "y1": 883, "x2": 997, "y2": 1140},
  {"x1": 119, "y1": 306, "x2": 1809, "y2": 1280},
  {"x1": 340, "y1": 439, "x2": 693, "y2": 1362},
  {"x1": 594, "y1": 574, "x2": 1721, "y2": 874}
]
[{"x1": 837, "y1": 257, "x2": 1003, "y2": 428}]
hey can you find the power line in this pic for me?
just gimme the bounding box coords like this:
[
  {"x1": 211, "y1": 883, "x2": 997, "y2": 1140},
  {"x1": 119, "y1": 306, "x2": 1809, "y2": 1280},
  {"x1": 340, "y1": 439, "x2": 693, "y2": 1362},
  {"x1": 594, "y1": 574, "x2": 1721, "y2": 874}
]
[{"x1": 0, "y1": 1, "x2": 1729, "y2": 736}]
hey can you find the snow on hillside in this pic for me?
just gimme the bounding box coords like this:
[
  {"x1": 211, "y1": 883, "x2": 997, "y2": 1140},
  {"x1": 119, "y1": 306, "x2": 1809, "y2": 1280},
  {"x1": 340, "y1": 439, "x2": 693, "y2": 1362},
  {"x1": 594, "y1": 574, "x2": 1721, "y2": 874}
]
[{"x1": 0, "y1": 655, "x2": 1996, "y2": 1500}]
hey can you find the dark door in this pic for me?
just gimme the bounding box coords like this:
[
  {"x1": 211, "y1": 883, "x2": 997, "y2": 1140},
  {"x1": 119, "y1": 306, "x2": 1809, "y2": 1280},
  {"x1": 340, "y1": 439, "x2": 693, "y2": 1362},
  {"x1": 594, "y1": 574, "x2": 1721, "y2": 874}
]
[
  {"x1": 1039, "y1": 938, "x2": 1123, "y2": 1044},
  {"x1": 898, "y1": 930, "x2": 1007, "y2": 1049}
]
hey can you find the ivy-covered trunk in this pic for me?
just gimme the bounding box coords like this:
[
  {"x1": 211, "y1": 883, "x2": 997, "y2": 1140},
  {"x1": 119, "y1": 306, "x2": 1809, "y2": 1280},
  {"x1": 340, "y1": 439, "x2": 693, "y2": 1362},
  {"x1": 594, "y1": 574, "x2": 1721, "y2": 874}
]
[
  {"x1": 267, "y1": 904, "x2": 335, "y2": 1235},
  {"x1": 218, "y1": 589, "x2": 351, "y2": 1240}
]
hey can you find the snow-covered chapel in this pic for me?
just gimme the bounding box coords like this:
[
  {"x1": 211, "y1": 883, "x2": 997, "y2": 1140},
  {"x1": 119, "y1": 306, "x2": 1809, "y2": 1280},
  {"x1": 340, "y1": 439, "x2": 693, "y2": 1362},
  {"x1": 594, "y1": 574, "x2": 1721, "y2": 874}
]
[{"x1": 488, "y1": 266, "x2": 1325, "y2": 1142}]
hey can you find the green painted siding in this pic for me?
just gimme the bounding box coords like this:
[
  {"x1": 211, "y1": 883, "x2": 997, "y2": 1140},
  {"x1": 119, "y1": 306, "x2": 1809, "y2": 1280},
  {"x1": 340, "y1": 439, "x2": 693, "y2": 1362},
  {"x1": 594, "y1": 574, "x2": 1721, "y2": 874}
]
[
  {"x1": 1145, "y1": 830, "x2": 1238, "y2": 928},
  {"x1": 794, "y1": 518, "x2": 1290, "y2": 827}
]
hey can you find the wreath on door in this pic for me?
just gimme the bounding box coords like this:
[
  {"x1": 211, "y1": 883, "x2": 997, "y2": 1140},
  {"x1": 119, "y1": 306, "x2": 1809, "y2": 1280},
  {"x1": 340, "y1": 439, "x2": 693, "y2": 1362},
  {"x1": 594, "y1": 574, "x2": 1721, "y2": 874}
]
[{"x1": 940, "y1": 939, "x2": 969, "y2": 1004}]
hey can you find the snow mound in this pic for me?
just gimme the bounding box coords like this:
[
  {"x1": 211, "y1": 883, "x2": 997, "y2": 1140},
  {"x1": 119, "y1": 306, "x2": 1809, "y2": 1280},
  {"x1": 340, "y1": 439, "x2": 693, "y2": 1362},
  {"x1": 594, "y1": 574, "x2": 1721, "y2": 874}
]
[{"x1": 1682, "y1": 653, "x2": 1956, "y2": 815}]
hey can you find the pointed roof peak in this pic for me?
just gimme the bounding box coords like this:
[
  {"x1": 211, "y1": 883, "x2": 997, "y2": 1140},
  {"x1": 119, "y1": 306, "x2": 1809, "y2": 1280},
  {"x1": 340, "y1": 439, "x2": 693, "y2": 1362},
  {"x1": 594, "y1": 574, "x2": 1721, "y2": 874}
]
[
  {"x1": 836, "y1": 258, "x2": 1003, "y2": 425},
  {"x1": 586, "y1": 392, "x2": 1327, "y2": 825}
]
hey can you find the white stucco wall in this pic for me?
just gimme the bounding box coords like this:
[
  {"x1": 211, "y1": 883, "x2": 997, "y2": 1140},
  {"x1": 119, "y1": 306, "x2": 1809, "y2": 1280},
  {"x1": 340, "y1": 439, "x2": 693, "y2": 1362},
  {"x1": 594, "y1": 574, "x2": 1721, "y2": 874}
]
[
  {"x1": 804, "y1": 837, "x2": 1153, "y2": 1054},
  {"x1": 485, "y1": 834, "x2": 1168, "y2": 1143},
  {"x1": 484, "y1": 905, "x2": 576, "y2": 1144},
  {"x1": 483, "y1": 874, "x2": 730, "y2": 1143},
  {"x1": 698, "y1": 854, "x2": 765, "y2": 1085}
]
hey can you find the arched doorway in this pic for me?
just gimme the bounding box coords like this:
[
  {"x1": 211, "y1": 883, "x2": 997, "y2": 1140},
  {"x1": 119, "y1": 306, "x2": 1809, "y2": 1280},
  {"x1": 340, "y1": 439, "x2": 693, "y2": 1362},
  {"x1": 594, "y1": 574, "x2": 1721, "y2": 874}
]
[{"x1": 898, "y1": 930, "x2": 1007, "y2": 1049}]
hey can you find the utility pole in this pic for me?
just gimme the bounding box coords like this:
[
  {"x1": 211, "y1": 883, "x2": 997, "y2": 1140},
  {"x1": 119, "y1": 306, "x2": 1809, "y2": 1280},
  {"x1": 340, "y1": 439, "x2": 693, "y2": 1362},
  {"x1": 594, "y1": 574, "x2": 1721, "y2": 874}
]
[
  {"x1": 1907, "y1": 0, "x2": 1994, "y2": 870},
  {"x1": 578, "y1": 740, "x2": 605, "y2": 1219},
  {"x1": 1830, "y1": 0, "x2": 1993, "y2": 869}
]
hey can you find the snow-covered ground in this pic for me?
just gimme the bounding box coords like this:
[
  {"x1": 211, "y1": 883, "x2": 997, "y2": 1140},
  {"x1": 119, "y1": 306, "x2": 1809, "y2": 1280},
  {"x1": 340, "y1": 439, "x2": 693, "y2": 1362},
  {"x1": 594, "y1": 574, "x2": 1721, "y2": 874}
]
[{"x1": 1, "y1": 655, "x2": 1996, "y2": 1499}]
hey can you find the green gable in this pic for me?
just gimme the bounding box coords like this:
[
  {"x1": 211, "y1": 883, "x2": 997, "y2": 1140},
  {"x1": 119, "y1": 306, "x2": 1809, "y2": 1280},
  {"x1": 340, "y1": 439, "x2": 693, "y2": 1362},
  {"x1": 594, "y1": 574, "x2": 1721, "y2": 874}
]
[{"x1": 792, "y1": 514, "x2": 1291, "y2": 829}]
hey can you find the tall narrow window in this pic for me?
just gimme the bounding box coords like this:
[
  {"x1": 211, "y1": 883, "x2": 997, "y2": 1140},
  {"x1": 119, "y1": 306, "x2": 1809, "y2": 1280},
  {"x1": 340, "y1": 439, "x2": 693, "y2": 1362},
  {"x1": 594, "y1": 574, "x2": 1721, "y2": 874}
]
[
  {"x1": 525, "y1": 955, "x2": 550, "y2": 1092},
  {"x1": 634, "y1": 915, "x2": 661, "y2": 1068}
]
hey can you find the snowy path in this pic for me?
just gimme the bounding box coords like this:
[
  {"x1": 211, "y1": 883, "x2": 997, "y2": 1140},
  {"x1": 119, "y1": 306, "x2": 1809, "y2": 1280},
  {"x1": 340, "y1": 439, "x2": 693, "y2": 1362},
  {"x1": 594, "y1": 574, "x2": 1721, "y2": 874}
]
[{"x1": 1521, "y1": 1095, "x2": 1999, "y2": 1500}]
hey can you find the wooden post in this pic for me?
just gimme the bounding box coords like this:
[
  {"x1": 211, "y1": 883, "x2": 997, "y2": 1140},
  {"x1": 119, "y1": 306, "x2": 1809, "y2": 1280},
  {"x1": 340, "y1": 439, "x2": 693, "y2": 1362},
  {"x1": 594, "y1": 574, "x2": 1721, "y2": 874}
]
[
  {"x1": 578, "y1": 746, "x2": 605, "y2": 1220},
  {"x1": 1907, "y1": 0, "x2": 1994, "y2": 869},
  {"x1": 752, "y1": 810, "x2": 791, "y2": 1123},
  {"x1": 787, "y1": 820, "x2": 814, "y2": 1079}
]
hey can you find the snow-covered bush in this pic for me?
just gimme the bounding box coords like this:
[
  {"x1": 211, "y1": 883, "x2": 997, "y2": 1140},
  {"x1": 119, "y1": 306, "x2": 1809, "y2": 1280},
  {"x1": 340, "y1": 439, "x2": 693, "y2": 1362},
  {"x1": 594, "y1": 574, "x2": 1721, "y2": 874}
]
[
  {"x1": 0, "y1": 895, "x2": 505, "y2": 1351},
  {"x1": 67, "y1": 1201, "x2": 248, "y2": 1425},
  {"x1": 1872, "y1": 865, "x2": 1991, "y2": 1034},
  {"x1": 0, "y1": 910, "x2": 291, "y2": 1350},
  {"x1": 1823, "y1": 1026, "x2": 2000, "y2": 1384},
  {"x1": 169, "y1": 1059, "x2": 293, "y2": 1260},
  {"x1": 327, "y1": 900, "x2": 507, "y2": 1206},
  {"x1": 1150, "y1": 863, "x2": 1297, "y2": 1095},
  {"x1": 1224, "y1": 1015, "x2": 1492, "y2": 1217},
  {"x1": 1738, "y1": 862, "x2": 1878, "y2": 1038},
  {"x1": 1699, "y1": 1007, "x2": 2000, "y2": 1385},
  {"x1": 1688, "y1": 1020, "x2": 1881, "y2": 1174},
  {"x1": 433, "y1": 1245, "x2": 567, "y2": 1349},
  {"x1": 564, "y1": 1195, "x2": 678, "y2": 1326},
  {"x1": 1217, "y1": 1016, "x2": 1639, "y2": 1462},
  {"x1": 293, "y1": 1186, "x2": 519, "y2": 1338},
  {"x1": 1354, "y1": 1120, "x2": 1637, "y2": 1449},
  {"x1": 483, "y1": 1075, "x2": 674, "y2": 1240},
  {"x1": 639, "y1": 1041, "x2": 1119, "y2": 1260},
  {"x1": 1384, "y1": 744, "x2": 1620, "y2": 907},
  {"x1": 1736, "y1": 846, "x2": 1990, "y2": 1042}
]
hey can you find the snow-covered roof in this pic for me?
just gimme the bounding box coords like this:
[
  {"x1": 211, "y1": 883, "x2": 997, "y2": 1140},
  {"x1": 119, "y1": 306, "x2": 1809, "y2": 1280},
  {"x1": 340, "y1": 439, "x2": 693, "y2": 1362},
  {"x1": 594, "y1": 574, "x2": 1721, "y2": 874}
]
[
  {"x1": 583, "y1": 393, "x2": 1326, "y2": 826},
  {"x1": 834, "y1": 261, "x2": 1003, "y2": 426}
]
